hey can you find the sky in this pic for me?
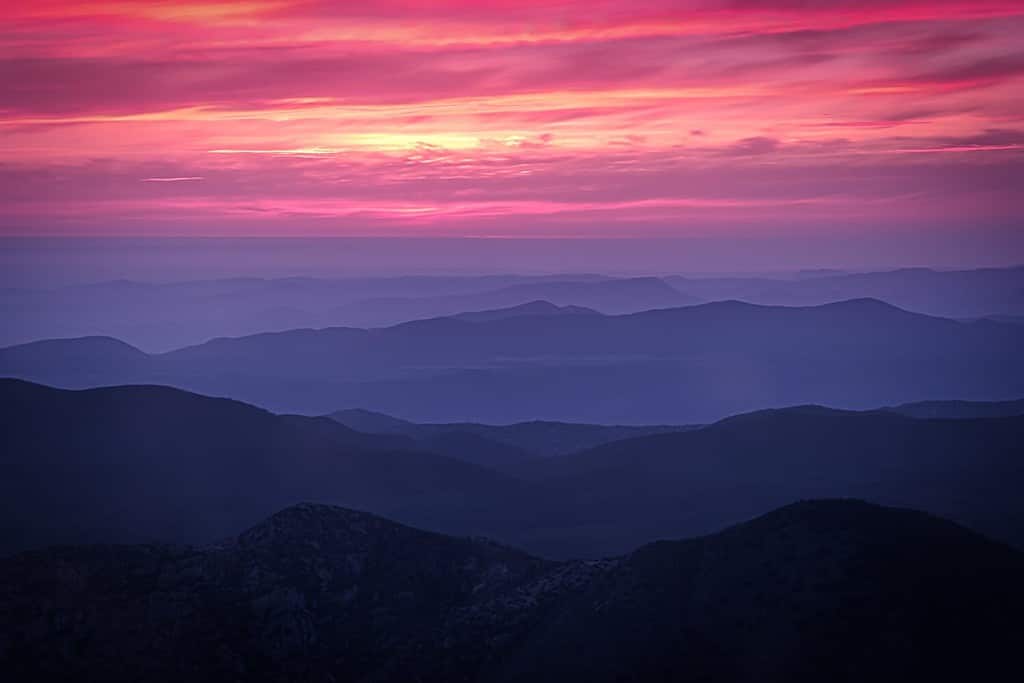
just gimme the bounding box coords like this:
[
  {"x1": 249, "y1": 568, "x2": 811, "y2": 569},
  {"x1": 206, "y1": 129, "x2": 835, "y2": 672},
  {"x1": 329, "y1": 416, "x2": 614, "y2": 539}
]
[{"x1": 1, "y1": 0, "x2": 1023, "y2": 251}]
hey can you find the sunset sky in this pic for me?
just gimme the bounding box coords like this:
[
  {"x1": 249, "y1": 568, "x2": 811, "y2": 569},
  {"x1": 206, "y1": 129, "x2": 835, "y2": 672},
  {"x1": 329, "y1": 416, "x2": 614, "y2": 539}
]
[{"x1": 2, "y1": 0, "x2": 1023, "y2": 240}]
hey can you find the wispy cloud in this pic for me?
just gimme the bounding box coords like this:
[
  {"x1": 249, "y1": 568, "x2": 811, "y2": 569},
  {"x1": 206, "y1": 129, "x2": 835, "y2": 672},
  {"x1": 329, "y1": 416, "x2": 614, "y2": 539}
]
[{"x1": 1, "y1": 1, "x2": 1023, "y2": 236}]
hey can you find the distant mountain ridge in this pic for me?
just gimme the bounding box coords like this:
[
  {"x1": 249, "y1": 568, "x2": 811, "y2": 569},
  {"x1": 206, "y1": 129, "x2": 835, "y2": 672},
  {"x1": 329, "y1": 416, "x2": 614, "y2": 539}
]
[
  {"x1": 666, "y1": 265, "x2": 1024, "y2": 318},
  {"x1": 0, "y1": 273, "x2": 675, "y2": 351},
  {"x1": 0, "y1": 378, "x2": 537, "y2": 556},
  {"x1": 448, "y1": 299, "x2": 601, "y2": 322},
  {"x1": 328, "y1": 276, "x2": 697, "y2": 328},
  {"x1": 2, "y1": 297, "x2": 1022, "y2": 422},
  {"x1": 5, "y1": 266, "x2": 1022, "y2": 351},
  {"x1": 3, "y1": 499, "x2": 1022, "y2": 682}
]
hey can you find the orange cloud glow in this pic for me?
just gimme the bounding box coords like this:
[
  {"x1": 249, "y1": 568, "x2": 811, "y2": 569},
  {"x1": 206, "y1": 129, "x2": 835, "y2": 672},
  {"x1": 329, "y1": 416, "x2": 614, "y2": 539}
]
[{"x1": 1, "y1": 0, "x2": 1022, "y2": 236}]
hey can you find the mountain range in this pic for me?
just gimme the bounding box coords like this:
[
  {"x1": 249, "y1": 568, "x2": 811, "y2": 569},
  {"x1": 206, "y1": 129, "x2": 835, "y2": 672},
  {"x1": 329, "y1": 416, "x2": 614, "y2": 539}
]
[
  {"x1": 4, "y1": 266, "x2": 1021, "y2": 352},
  {"x1": 0, "y1": 274, "x2": 681, "y2": 351},
  {"x1": 2, "y1": 297, "x2": 1022, "y2": 422},
  {"x1": 327, "y1": 407, "x2": 692, "y2": 461},
  {"x1": 327, "y1": 395, "x2": 1024, "y2": 463},
  {"x1": 3, "y1": 379, "x2": 1022, "y2": 559},
  {"x1": 3, "y1": 499, "x2": 1021, "y2": 682},
  {"x1": 666, "y1": 265, "x2": 1024, "y2": 319}
]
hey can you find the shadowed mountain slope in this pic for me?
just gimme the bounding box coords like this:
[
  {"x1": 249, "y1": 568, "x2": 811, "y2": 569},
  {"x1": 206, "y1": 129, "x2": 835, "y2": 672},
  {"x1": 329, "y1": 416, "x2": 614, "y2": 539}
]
[
  {"x1": 495, "y1": 500, "x2": 1024, "y2": 683},
  {"x1": 518, "y1": 405, "x2": 1024, "y2": 553},
  {"x1": 3, "y1": 379, "x2": 1024, "y2": 559},
  {"x1": 0, "y1": 379, "x2": 542, "y2": 557},
  {"x1": 2, "y1": 500, "x2": 1021, "y2": 682},
  {"x1": 886, "y1": 397, "x2": 1024, "y2": 419}
]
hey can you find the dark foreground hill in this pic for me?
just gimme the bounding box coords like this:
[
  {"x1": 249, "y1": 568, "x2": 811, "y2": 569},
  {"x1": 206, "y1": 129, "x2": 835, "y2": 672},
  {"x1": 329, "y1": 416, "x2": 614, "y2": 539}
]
[
  {"x1": 2, "y1": 500, "x2": 1022, "y2": 683},
  {"x1": 3, "y1": 379, "x2": 1024, "y2": 559},
  {"x1": 0, "y1": 379, "x2": 543, "y2": 556},
  {"x1": 3, "y1": 298, "x2": 1023, "y2": 422}
]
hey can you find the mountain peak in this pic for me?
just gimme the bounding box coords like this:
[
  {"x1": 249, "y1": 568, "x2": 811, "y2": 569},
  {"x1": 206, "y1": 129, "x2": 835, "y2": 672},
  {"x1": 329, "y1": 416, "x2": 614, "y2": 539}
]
[
  {"x1": 1, "y1": 335, "x2": 146, "y2": 355},
  {"x1": 449, "y1": 299, "x2": 601, "y2": 323},
  {"x1": 236, "y1": 503, "x2": 397, "y2": 548},
  {"x1": 6, "y1": 498, "x2": 1022, "y2": 682},
  {"x1": 819, "y1": 297, "x2": 907, "y2": 312},
  {"x1": 711, "y1": 404, "x2": 856, "y2": 427},
  {"x1": 506, "y1": 299, "x2": 560, "y2": 312}
]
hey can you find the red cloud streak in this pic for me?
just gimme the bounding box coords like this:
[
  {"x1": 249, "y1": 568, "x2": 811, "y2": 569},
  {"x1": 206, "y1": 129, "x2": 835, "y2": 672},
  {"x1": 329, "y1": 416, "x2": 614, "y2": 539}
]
[{"x1": 1, "y1": 0, "x2": 1022, "y2": 237}]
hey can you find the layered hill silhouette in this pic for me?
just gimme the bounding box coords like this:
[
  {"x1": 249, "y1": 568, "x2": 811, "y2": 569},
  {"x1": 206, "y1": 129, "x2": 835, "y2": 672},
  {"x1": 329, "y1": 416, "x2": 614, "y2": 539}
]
[
  {"x1": 666, "y1": 265, "x2": 1024, "y2": 319},
  {"x1": 5, "y1": 266, "x2": 1022, "y2": 352},
  {"x1": 3, "y1": 379, "x2": 1023, "y2": 558},
  {"x1": 0, "y1": 379, "x2": 542, "y2": 556},
  {"x1": 328, "y1": 397, "x2": 1024, "y2": 462},
  {"x1": 328, "y1": 407, "x2": 691, "y2": 459},
  {"x1": 519, "y1": 405, "x2": 1024, "y2": 554},
  {"x1": 447, "y1": 299, "x2": 600, "y2": 322},
  {"x1": 2, "y1": 500, "x2": 1021, "y2": 682},
  {"x1": 331, "y1": 276, "x2": 696, "y2": 327},
  {"x1": 0, "y1": 274, "x2": 673, "y2": 351},
  {"x1": 2, "y1": 298, "x2": 1023, "y2": 422}
]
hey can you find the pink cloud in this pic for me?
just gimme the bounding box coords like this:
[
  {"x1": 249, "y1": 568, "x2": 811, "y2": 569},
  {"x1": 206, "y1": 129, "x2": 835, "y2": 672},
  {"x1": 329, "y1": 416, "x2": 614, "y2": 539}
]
[{"x1": 0, "y1": 0, "x2": 1022, "y2": 238}]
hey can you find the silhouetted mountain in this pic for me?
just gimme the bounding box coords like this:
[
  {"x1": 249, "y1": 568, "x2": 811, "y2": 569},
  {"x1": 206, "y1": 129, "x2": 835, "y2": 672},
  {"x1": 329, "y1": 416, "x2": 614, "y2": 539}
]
[
  {"x1": 0, "y1": 335, "x2": 147, "y2": 377},
  {"x1": 666, "y1": 265, "x2": 1024, "y2": 318},
  {"x1": 0, "y1": 272, "x2": 655, "y2": 350},
  {"x1": 6, "y1": 267, "x2": 1023, "y2": 352},
  {"x1": 329, "y1": 276, "x2": 696, "y2": 327},
  {"x1": 4, "y1": 380, "x2": 1024, "y2": 559},
  {"x1": 328, "y1": 408, "x2": 691, "y2": 458},
  {"x1": 497, "y1": 500, "x2": 1024, "y2": 683},
  {"x1": 519, "y1": 405, "x2": 1024, "y2": 553},
  {"x1": 0, "y1": 274, "x2": 614, "y2": 351},
  {"x1": 0, "y1": 379, "x2": 540, "y2": 556},
  {"x1": 479, "y1": 276, "x2": 692, "y2": 312},
  {"x1": 327, "y1": 408, "x2": 683, "y2": 470},
  {"x1": 449, "y1": 299, "x2": 600, "y2": 322},
  {"x1": 2, "y1": 500, "x2": 1021, "y2": 682},
  {"x1": 886, "y1": 397, "x2": 1024, "y2": 419},
  {"x1": 3, "y1": 298, "x2": 1022, "y2": 422}
]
